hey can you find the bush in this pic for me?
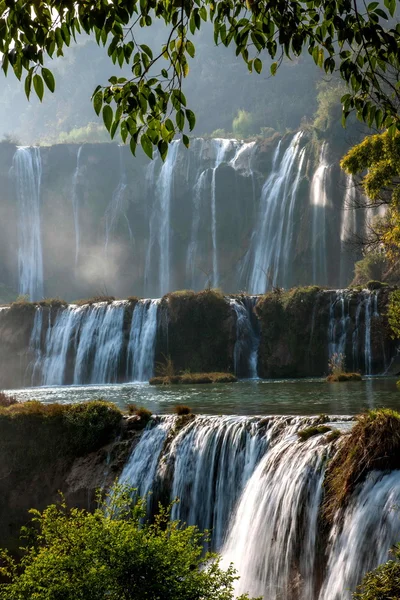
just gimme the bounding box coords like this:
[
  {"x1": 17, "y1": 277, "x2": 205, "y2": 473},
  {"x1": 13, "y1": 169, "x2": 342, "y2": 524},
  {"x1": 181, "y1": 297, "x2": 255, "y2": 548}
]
[
  {"x1": 354, "y1": 545, "x2": 400, "y2": 599},
  {"x1": 352, "y1": 251, "x2": 387, "y2": 286},
  {"x1": 0, "y1": 392, "x2": 18, "y2": 407},
  {"x1": 134, "y1": 407, "x2": 152, "y2": 423},
  {"x1": 232, "y1": 109, "x2": 256, "y2": 138},
  {"x1": 324, "y1": 409, "x2": 400, "y2": 522},
  {"x1": 0, "y1": 486, "x2": 255, "y2": 600},
  {"x1": 174, "y1": 405, "x2": 191, "y2": 415}
]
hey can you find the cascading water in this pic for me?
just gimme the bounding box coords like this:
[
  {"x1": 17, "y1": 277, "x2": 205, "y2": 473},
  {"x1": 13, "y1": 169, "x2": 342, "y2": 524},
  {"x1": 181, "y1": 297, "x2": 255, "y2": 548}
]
[
  {"x1": 118, "y1": 414, "x2": 400, "y2": 599},
  {"x1": 247, "y1": 132, "x2": 304, "y2": 293},
  {"x1": 185, "y1": 169, "x2": 208, "y2": 289},
  {"x1": 13, "y1": 146, "x2": 43, "y2": 300},
  {"x1": 105, "y1": 145, "x2": 131, "y2": 253},
  {"x1": 126, "y1": 298, "x2": 160, "y2": 382},
  {"x1": 230, "y1": 296, "x2": 260, "y2": 378},
  {"x1": 328, "y1": 289, "x2": 380, "y2": 374},
  {"x1": 210, "y1": 139, "x2": 236, "y2": 287},
  {"x1": 144, "y1": 141, "x2": 180, "y2": 296},
  {"x1": 311, "y1": 142, "x2": 330, "y2": 285},
  {"x1": 71, "y1": 145, "x2": 83, "y2": 265}
]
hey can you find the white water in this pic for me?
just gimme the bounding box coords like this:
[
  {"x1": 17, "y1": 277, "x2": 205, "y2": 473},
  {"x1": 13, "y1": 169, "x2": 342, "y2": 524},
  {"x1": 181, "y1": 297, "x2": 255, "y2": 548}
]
[
  {"x1": 145, "y1": 140, "x2": 180, "y2": 296},
  {"x1": 230, "y1": 296, "x2": 260, "y2": 378},
  {"x1": 105, "y1": 146, "x2": 131, "y2": 253},
  {"x1": 126, "y1": 299, "x2": 160, "y2": 381},
  {"x1": 71, "y1": 145, "x2": 83, "y2": 265},
  {"x1": 186, "y1": 169, "x2": 207, "y2": 289},
  {"x1": 311, "y1": 143, "x2": 330, "y2": 285},
  {"x1": 13, "y1": 146, "x2": 43, "y2": 300},
  {"x1": 328, "y1": 289, "x2": 380, "y2": 375},
  {"x1": 210, "y1": 139, "x2": 234, "y2": 287},
  {"x1": 119, "y1": 414, "x2": 400, "y2": 599},
  {"x1": 247, "y1": 132, "x2": 304, "y2": 292}
]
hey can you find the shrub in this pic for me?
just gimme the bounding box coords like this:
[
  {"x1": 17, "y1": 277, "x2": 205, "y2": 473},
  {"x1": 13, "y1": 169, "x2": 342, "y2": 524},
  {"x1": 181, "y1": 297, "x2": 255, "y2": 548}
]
[
  {"x1": 134, "y1": 407, "x2": 152, "y2": 423},
  {"x1": 155, "y1": 355, "x2": 175, "y2": 378},
  {"x1": 174, "y1": 405, "x2": 191, "y2": 416},
  {"x1": 354, "y1": 545, "x2": 400, "y2": 599},
  {"x1": 0, "y1": 392, "x2": 18, "y2": 407},
  {"x1": 352, "y1": 251, "x2": 387, "y2": 286},
  {"x1": 297, "y1": 425, "x2": 331, "y2": 441},
  {"x1": 126, "y1": 404, "x2": 138, "y2": 415},
  {"x1": 38, "y1": 297, "x2": 67, "y2": 308},
  {"x1": 328, "y1": 352, "x2": 346, "y2": 377},
  {"x1": 324, "y1": 409, "x2": 400, "y2": 522},
  {"x1": 232, "y1": 109, "x2": 256, "y2": 138},
  {"x1": 0, "y1": 486, "x2": 255, "y2": 600}
]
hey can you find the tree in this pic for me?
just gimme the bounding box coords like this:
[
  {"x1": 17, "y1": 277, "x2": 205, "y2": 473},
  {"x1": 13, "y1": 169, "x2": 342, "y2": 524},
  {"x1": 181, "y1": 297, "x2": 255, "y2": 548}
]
[
  {"x1": 341, "y1": 131, "x2": 400, "y2": 261},
  {"x1": 1, "y1": 0, "x2": 400, "y2": 159},
  {"x1": 0, "y1": 486, "x2": 256, "y2": 600}
]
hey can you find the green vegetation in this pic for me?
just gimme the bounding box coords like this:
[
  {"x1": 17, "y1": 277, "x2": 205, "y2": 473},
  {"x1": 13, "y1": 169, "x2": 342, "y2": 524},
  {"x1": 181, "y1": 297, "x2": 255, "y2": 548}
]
[
  {"x1": 388, "y1": 290, "x2": 400, "y2": 339},
  {"x1": 0, "y1": 400, "x2": 122, "y2": 465},
  {"x1": 0, "y1": 486, "x2": 255, "y2": 600},
  {"x1": 150, "y1": 373, "x2": 237, "y2": 385},
  {"x1": 354, "y1": 545, "x2": 400, "y2": 599},
  {"x1": 0, "y1": 391, "x2": 18, "y2": 408},
  {"x1": 352, "y1": 252, "x2": 388, "y2": 287},
  {"x1": 232, "y1": 109, "x2": 256, "y2": 139},
  {"x1": 326, "y1": 352, "x2": 361, "y2": 382},
  {"x1": 160, "y1": 289, "x2": 233, "y2": 374},
  {"x1": 297, "y1": 425, "x2": 331, "y2": 441},
  {"x1": 1, "y1": 0, "x2": 400, "y2": 160},
  {"x1": 324, "y1": 409, "x2": 400, "y2": 522},
  {"x1": 126, "y1": 404, "x2": 153, "y2": 423},
  {"x1": 75, "y1": 296, "x2": 116, "y2": 306}
]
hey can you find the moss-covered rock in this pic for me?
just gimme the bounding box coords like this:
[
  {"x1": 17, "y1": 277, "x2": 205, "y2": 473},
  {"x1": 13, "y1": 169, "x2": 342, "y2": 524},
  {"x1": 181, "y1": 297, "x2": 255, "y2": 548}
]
[
  {"x1": 156, "y1": 289, "x2": 236, "y2": 374},
  {"x1": 149, "y1": 372, "x2": 237, "y2": 385},
  {"x1": 255, "y1": 286, "x2": 329, "y2": 378}
]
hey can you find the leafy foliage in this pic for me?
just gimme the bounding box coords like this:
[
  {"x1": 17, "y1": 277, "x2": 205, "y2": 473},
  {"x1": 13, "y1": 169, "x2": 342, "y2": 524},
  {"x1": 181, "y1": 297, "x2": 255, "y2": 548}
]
[
  {"x1": 388, "y1": 289, "x2": 400, "y2": 338},
  {"x1": 354, "y1": 545, "x2": 400, "y2": 599},
  {"x1": 2, "y1": 0, "x2": 400, "y2": 158},
  {"x1": 0, "y1": 486, "x2": 256, "y2": 600}
]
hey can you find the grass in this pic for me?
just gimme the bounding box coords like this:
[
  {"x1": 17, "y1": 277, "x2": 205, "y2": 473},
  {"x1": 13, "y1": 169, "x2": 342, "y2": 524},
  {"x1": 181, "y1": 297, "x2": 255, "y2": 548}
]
[
  {"x1": 324, "y1": 408, "x2": 400, "y2": 521},
  {"x1": 149, "y1": 372, "x2": 237, "y2": 385},
  {"x1": 297, "y1": 425, "x2": 331, "y2": 441},
  {"x1": 0, "y1": 400, "x2": 123, "y2": 461}
]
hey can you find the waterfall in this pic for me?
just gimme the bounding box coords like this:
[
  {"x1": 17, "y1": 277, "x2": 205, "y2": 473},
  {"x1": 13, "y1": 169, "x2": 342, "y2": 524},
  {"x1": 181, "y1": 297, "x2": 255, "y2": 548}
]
[
  {"x1": 118, "y1": 414, "x2": 400, "y2": 600},
  {"x1": 210, "y1": 139, "x2": 235, "y2": 287},
  {"x1": 328, "y1": 291, "x2": 350, "y2": 361},
  {"x1": 13, "y1": 146, "x2": 43, "y2": 300},
  {"x1": 247, "y1": 132, "x2": 304, "y2": 293},
  {"x1": 71, "y1": 145, "x2": 83, "y2": 265},
  {"x1": 319, "y1": 470, "x2": 400, "y2": 600},
  {"x1": 311, "y1": 143, "x2": 330, "y2": 285},
  {"x1": 126, "y1": 299, "x2": 160, "y2": 382},
  {"x1": 145, "y1": 141, "x2": 180, "y2": 296},
  {"x1": 105, "y1": 146, "x2": 131, "y2": 253},
  {"x1": 230, "y1": 296, "x2": 260, "y2": 378},
  {"x1": 90, "y1": 301, "x2": 126, "y2": 383},
  {"x1": 27, "y1": 306, "x2": 44, "y2": 385}
]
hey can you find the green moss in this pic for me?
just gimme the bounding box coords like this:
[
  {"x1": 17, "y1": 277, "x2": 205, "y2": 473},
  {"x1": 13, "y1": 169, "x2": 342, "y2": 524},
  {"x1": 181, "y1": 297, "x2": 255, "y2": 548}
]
[
  {"x1": 297, "y1": 425, "x2": 331, "y2": 441},
  {"x1": 326, "y1": 429, "x2": 341, "y2": 442},
  {"x1": 326, "y1": 372, "x2": 362, "y2": 382},
  {"x1": 149, "y1": 372, "x2": 237, "y2": 385},
  {"x1": 74, "y1": 296, "x2": 116, "y2": 306},
  {"x1": 324, "y1": 409, "x2": 400, "y2": 521}
]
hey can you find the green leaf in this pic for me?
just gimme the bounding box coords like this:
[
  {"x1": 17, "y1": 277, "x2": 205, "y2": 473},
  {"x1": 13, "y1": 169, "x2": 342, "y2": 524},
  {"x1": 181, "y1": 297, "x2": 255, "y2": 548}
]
[
  {"x1": 186, "y1": 40, "x2": 195, "y2": 58},
  {"x1": 42, "y1": 68, "x2": 55, "y2": 93},
  {"x1": 24, "y1": 69, "x2": 33, "y2": 100},
  {"x1": 172, "y1": 89, "x2": 187, "y2": 106},
  {"x1": 254, "y1": 58, "x2": 262, "y2": 74},
  {"x1": 102, "y1": 105, "x2": 113, "y2": 132},
  {"x1": 141, "y1": 134, "x2": 153, "y2": 159},
  {"x1": 93, "y1": 91, "x2": 103, "y2": 116},
  {"x1": 176, "y1": 109, "x2": 185, "y2": 130},
  {"x1": 183, "y1": 134, "x2": 190, "y2": 148},
  {"x1": 270, "y1": 62, "x2": 278, "y2": 76},
  {"x1": 33, "y1": 74, "x2": 44, "y2": 101},
  {"x1": 140, "y1": 44, "x2": 153, "y2": 59},
  {"x1": 185, "y1": 109, "x2": 196, "y2": 131}
]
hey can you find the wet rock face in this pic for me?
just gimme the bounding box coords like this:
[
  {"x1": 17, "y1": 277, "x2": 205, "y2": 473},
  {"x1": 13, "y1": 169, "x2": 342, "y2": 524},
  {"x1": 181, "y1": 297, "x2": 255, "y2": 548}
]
[{"x1": 156, "y1": 290, "x2": 236, "y2": 374}]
